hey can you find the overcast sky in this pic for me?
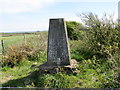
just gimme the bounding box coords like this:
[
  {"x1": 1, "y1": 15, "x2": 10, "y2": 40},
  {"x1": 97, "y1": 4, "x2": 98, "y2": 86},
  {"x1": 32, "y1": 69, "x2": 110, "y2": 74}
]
[{"x1": 0, "y1": 0, "x2": 119, "y2": 32}]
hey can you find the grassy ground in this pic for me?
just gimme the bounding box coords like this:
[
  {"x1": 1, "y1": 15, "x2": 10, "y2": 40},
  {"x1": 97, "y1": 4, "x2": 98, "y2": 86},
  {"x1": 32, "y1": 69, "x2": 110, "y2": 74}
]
[
  {"x1": 1, "y1": 57, "x2": 119, "y2": 88},
  {"x1": 1, "y1": 59, "x2": 42, "y2": 85},
  {"x1": 1, "y1": 31, "x2": 119, "y2": 88}
]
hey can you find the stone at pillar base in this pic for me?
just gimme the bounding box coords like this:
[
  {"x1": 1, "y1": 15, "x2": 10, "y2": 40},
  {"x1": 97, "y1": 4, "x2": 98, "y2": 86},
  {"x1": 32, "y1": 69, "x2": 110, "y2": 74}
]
[{"x1": 39, "y1": 59, "x2": 79, "y2": 74}]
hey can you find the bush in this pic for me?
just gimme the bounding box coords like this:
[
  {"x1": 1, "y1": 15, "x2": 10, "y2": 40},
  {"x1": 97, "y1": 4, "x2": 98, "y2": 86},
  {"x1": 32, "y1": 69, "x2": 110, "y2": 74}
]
[
  {"x1": 70, "y1": 40, "x2": 92, "y2": 61},
  {"x1": 2, "y1": 43, "x2": 32, "y2": 67},
  {"x1": 2, "y1": 32, "x2": 48, "y2": 67},
  {"x1": 66, "y1": 21, "x2": 85, "y2": 40},
  {"x1": 80, "y1": 13, "x2": 120, "y2": 59}
]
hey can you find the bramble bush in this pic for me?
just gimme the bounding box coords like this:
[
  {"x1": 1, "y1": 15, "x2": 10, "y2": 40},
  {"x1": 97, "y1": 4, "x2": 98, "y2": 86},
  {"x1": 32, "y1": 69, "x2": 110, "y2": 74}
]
[
  {"x1": 1, "y1": 32, "x2": 48, "y2": 67},
  {"x1": 80, "y1": 13, "x2": 120, "y2": 59},
  {"x1": 1, "y1": 43, "x2": 32, "y2": 67},
  {"x1": 78, "y1": 13, "x2": 120, "y2": 87}
]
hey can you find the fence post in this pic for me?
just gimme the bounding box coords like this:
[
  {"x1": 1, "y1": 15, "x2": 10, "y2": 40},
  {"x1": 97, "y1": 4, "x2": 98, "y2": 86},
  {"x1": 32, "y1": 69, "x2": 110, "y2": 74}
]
[
  {"x1": 1, "y1": 40, "x2": 4, "y2": 53},
  {"x1": 23, "y1": 34, "x2": 26, "y2": 44}
]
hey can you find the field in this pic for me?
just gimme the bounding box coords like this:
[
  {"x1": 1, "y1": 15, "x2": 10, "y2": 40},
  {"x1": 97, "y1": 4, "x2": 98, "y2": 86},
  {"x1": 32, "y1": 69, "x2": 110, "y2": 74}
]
[{"x1": 0, "y1": 32, "x2": 43, "y2": 53}]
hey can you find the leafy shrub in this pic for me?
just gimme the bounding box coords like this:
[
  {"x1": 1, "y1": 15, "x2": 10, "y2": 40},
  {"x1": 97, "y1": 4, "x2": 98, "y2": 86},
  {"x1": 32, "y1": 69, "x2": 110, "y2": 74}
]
[
  {"x1": 2, "y1": 43, "x2": 32, "y2": 67},
  {"x1": 80, "y1": 13, "x2": 120, "y2": 59},
  {"x1": 78, "y1": 13, "x2": 120, "y2": 87},
  {"x1": 2, "y1": 32, "x2": 48, "y2": 67},
  {"x1": 66, "y1": 21, "x2": 85, "y2": 40},
  {"x1": 70, "y1": 40, "x2": 93, "y2": 61}
]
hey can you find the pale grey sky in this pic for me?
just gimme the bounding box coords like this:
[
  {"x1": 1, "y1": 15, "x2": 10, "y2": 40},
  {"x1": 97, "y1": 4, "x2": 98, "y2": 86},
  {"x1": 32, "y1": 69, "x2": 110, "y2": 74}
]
[{"x1": 0, "y1": 0, "x2": 119, "y2": 32}]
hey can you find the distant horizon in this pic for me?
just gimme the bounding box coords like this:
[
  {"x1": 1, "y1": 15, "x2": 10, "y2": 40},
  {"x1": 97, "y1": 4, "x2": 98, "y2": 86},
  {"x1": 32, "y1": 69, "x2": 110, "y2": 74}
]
[{"x1": 1, "y1": 30, "x2": 48, "y2": 33}]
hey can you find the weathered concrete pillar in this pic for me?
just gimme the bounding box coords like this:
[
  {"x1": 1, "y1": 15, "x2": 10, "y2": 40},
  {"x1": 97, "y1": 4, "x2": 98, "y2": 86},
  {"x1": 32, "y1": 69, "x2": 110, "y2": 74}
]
[
  {"x1": 39, "y1": 18, "x2": 78, "y2": 74},
  {"x1": 47, "y1": 18, "x2": 70, "y2": 66}
]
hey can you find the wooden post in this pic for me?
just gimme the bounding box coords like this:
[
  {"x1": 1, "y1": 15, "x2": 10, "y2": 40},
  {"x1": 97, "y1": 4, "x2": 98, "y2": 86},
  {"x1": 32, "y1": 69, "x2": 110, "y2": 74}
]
[
  {"x1": 1, "y1": 40, "x2": 4, "y2": 53},
  {"x1": 23, "y1": 34, "x2": 26, "y2": 44}
]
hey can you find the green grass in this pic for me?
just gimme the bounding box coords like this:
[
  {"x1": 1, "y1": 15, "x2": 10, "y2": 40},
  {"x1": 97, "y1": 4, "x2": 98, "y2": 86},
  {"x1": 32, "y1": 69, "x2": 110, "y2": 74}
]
[
  {"x1": 3, "y1": 35, "x2": 34, "y2": 47},
  {"x1": 1, "y1": 57, "x2": 119, "y2": 88},
  {"x1": 0, "y1": 34, "x2": 37, "y2": 53},
  {"x1": 1, "y1": 59, "x2": 41, "y2": 85}
]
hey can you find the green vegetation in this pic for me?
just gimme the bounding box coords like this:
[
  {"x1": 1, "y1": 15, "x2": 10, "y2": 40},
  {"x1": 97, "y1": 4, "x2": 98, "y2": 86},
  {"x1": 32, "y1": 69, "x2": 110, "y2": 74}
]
[
  {"x1": 66, "y1": 21, "x2": 85, "y2": 40},
  {"x1": 0, "y1": 33, "x2": 36, "y2": 52},
  {"x1": 1, "y1": 32, "x2": 48, "y2": 67},
  {"x1": 1, "y1": 13, "x2": 120, "y2": 88}
]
